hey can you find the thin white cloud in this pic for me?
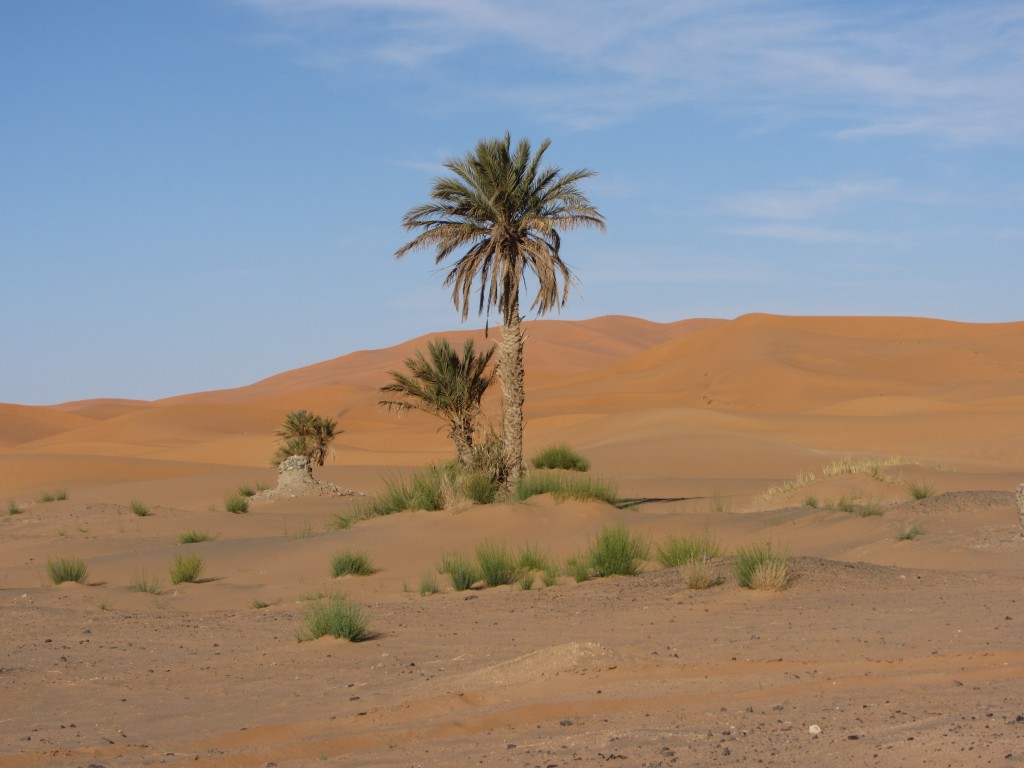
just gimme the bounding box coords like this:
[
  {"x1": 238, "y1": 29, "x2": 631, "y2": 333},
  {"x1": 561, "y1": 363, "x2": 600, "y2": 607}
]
[
  {"x1": 721, "y1": 180, "x2": 899, "y2": 221},
  {"x1": 238, "y1": 0, "x2": 1024, "y2": 143}
]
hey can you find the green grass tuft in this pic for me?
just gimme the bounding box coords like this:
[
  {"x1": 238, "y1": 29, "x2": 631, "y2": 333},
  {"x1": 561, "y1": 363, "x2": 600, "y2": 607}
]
[
  {"x1": 733, "y1": 542, "x2": 789, "y2": 590},
  {"x1": 129, "y1": 500, "x2": 150, "y2": 517},
  {"x1": 907, "y1": 481, "x2": 934, "y2": 500},
  {"x1": 419, "y1": 572, "x2": 440, "y2": 596},
  {"x1": 129, "y1": 569, "x2": 161, "y2": 594},
  {"x1": 898, "y1": 523, "x2": 926, "y2": 540},
  {"x1": 238, "y1": 485, "x2": 257, "y2": 498},
  {"x1": 655, "y1": 531, "x2": 721, "y2": 568},
  {"x1": 475, "y1": 540, "x2": 519, "y2": 587},
  {"x1": 37, "y1": 490, "x2": 68, "y2": 503},
  {"x1": 564, "y1": 555, "x2": 591, "y2": 583},
  {"x1": 530, "y1": 444, "x2": 590, "y2": 472},
  {"x1": 803, "y1": 495, "x2": 819, "y2": 509},
  {"x1": 684, "y1": 559, "x2": 722, "y2": 590},
  {"x1": 439, "y1": 551, "x2": 479, "y2": 591},
  {"x1": 170, "y1": 553, "x2": 204, "y2": 584},
  {"x1": 331, "y1": 550, "x2": 374, "y2": 577},
  {"x1": 46, "y1": 556, "x2": 88, "y2": 585},
  {"x1": 461, "y1": 470, "x2": 498, "y2": 504},
  {"x1": 519, "y1": 571, "x2": 535, "y2": 590},
  {"x1": 514, "y1": 471, "x2": 618, "y2": 505},
  {"x1": 541, "y1": 564, "x2": 560, "y2": 587},
  {"x1": 587, "y1": 524, "x2": 649, "y2": 577},
  {"x1": 857, "y1": 502, "x2": 884, "y2": 517},
  {"x1": 297, "y1": 593, "x2": 371, "y2": 642},
  {"x1": 177, "y1": 530, "x2": 213, "y2": 544},
  {"x1": 225, "y1": 494, "x2": 249, "y2": 514},
  {"x1": 517, "y1": 542, "x2": 551, "y2": 572}
]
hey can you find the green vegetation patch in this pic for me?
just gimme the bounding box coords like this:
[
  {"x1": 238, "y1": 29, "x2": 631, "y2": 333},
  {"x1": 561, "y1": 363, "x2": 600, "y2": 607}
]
[
  {"x1": 331, "y1": 550, "x2": 375, "y2": 577},
  {"x1": 297, "y1": 593, "x2": 371, "y2": 642},
  {"x1": 170, "y1": 553, "x2": 204, "y2": 584},
  {"x1": 47, "y1": 556, "x2": 88, "y2": 585},
  {"x1": 531, "y1": 444, "x2": 590, "y2": 472}
]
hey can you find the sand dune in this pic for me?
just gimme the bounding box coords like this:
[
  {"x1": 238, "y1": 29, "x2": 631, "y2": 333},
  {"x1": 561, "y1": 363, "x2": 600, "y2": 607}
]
[{"x1": 2, "y1": 314, "x2": 1023, "y2": 767}]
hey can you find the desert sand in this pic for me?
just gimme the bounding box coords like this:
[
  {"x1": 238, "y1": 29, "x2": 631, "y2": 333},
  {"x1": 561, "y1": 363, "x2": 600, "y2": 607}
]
[{"x1": 1, "y1": 313, "x2": 1023, "y2": 767}]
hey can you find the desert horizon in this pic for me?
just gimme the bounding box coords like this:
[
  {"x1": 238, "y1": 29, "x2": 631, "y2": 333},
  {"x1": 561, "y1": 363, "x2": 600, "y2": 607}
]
[{"x1": 3, "y1": 312, "x2": 1023, "y2": 767}]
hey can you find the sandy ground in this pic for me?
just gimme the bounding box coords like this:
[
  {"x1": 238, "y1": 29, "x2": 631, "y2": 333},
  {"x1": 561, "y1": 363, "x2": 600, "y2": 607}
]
[{"x1": 2, "y1": 314, "x2": 1024, "y2": 767}]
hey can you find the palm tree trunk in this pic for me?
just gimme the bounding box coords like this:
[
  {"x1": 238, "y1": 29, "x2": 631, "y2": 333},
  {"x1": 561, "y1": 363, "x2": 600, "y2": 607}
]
[
  {"x1": 499, "y1": 292, "x2": 525, "y2": 487},
  {"x1": 451, "y1": 420, "x2": 474, "y2": 469}
]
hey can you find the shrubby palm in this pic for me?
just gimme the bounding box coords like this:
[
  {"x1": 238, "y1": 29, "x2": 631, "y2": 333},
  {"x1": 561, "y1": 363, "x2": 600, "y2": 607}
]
[
  {"x1": 271, "y1": 410, "x2": 339, "y2": 467},
  {"x1": 379, "y1": 338, "x2": 494, "y2": 468},
  {"x1": 396, "y1": 133, "x2": 604, "y2": 485}
]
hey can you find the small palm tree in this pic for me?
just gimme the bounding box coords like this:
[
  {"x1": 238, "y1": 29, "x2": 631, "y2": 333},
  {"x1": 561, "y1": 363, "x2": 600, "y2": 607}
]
[
  {"x1": 379, "y1": 338, "x2": 495, "y2": 468},
  {"x1": 271, "y1": 410, "x2": 339, "y2": 467},
  {"x1": 396, "y1": 133, "x2": 604, "y2": 485}
]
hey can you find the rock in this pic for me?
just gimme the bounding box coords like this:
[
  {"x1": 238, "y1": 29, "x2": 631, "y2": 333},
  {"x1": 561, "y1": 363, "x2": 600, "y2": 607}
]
[
  {"x1": 252, "y1": 455, "x2": 361, "y2": 502},
  {"x1": 809, "y1": 724, "x2": 822, "y2": 735}
]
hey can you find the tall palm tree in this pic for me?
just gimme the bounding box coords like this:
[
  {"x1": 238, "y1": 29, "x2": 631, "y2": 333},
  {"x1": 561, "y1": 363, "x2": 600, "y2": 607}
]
[
  {"x1": 378, "y1": 337, "x2": 495, "y2": 469},
  {"x1": 395, "y1": 133, "x2": 604, "y2": 484},
  {"x1": 271, "y1": 410, "x2": 339, "y2": 467}
]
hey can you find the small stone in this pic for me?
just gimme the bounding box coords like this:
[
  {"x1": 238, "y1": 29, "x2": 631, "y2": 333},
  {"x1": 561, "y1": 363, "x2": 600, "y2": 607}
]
[
  {"x1": 848, "y1": 734, "x2": 860, "y2": 740},
  {"x1": 809, "y1": 724, "x2": 822, "y2": 735}
]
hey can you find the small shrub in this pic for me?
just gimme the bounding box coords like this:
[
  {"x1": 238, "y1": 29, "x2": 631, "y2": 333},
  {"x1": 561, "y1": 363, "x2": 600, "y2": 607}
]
[
  {"x1": 419, "y1": 572, "x2": 440, "y2": 596},
  {"x1": 898, "y1": 523, "x2": 926, "y2": 540},
  {"x1": 225, "y1": 494, "x2": 249, "y2": 514},
  {"x1": 331, "y1": 550, "x2": 374, "y2": 577},
  {"x1": 8, "y1": 500, "x2": 23, "y2": 515},
  {"x1": 907, "y1": 482, "x2": 934, "y2": 500},
  {"x1": 517, "y1": 543, "x2": 551, "y2": 572},
  {"x1": 857, "y1": 503, "x2": 884, "y2": 517},
  {"x1": 129, "y1": 500, "x2": 150, "y2": 517},
  {"x1": 329, "y1": 513, "x2": 357, "y2": 530},
  {"x1": 46, "y1": 556, "x2": 88, "y2": 585},
  {"x1": 129, "y1": 570, "x2": 161, "y2": 594},
  {"x1": 514, "y1": 472, "x2": 618, "y2": 505},
  {"x1": 684, "y1": 559, "x2": 722, "y2": 590},
  {"x1": 519, "y1": 572, "x2": 535, "y2": 590},
  {"x1": 297, "y1": 593, "x2": 371, "y2": 642},
  {"x1": 587, "y1": 524, "x2": 649, "y2": 577},
  {"x1": 542, "y1": 564, "x2": 560, "y2": 587},
  {"x1": 837, "y1": 497, "x2": 855, "y2": 514},
  {"x1": 170, "y1": 553, "x2": 204, "y2": 584},
  {"x1": 252, "y1": 599, "x2": 271, "y2": 609},
  {"x1": 656, "y1": 531, "x2": 721, "y2": 568},
  {"x1": 178, "y1": 530, "x2": 212, "y2": 544},
  {"x1": 299, "y1": 589, "x2": 326, "y2": 601},
  {"x1": 37, "y1": 490, "x2": 68, "y2": 503},
  {"x1": 531, "y1": 444, "x2": 590, "y2": 472},
  {"x1": 565, "y1": 555, "x2": 591, "y2": 583},
  {"x1": 439, "y1": 551, "x2": 479, "y2": 591},
  {"x1": 461, "y1": 470, "x2": 498, "y2": 505},
  {"x1": 475, "y1": 540, "x2": 519, "y2": 587},
  {"x1": 708, "y1": 490, "x2": 731, "y2": 514},
  {"x1": 733, "y1": 542, "x2": 788, "y2": 590},
  {"x1": 238, "y1": 485, "x2": 257, "y2": 498},
  {"x1": 803, "y1": 495, "x2": 819, "y2": 509}
]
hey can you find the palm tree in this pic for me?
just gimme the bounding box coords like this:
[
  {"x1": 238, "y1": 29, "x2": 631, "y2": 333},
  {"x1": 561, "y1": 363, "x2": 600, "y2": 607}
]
[
  {"x1": 271, "y1": 410, "x2": 339, "y2": 467},
  {"x1": 378, "y1": 337, "x2": 495, "y2": 469},
  {"x1": 395, "y1": 133, "x2": 604, "y2": 484}
]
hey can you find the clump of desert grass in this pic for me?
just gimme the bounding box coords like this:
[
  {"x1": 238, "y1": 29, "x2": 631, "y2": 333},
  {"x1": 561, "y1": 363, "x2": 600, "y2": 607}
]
[
  {"x1": 907, "y1": 481, "x2": 934, "y2": 500},
  {"x1": 474, "y1": 540, "x2": 520, "y2": 587},
  {"x1": 514, "y1": 471, "x2": 618, "y2": 505},
  {"x1": 438, "y1": 551, "x2": 480, "y2": 591},
  {"x1": 683, "y1": 558, "x2": 723, "y2": 589},
  {"x1": 655, "y1": 530, "x2": 721, "y2": 568},
  {"x1": 898, "y1": 522, "x2": 926, "y2": 540},
  {"x1": 331, "y1": 550, "x2": 374, "y2": 577},
  {"x1": 733, "y1": 542, "x2": 789, "y2": 591},
  {"x1": 129, "y1": 569, "x2": 161, "y2": 594},
  {"x1": 585, "y1": 523, "x2": 649, "y2": 578},
  {"x1": 129, "y1": 500, "x2": 150, "y2": 517},
  {"x1": 419, "y1": 572, "x2": 440, "y2": 596},
  {"x1": 170, "y1": 553, "x2": 204, "y2": 584},
  {"x1": 224, "y1": 493, "x2": 249, "y2": 514},
  {"x1": 530, "y1": 444, "x2": 590, "y2": 472},
  {"x1": 177, "y1": 530, "x2": 213, "y2": 544},
  {"x1": 47, "y1": 556, "x2": 88, "y2": 585},
  {"x1": 297, "y1": 593, "x2": 371, "y2": 642},
  {"x1": 8, "y1": 499, "x2": 23, "y2": 515},
  {"x1": 37, "y1": 490, "x2": 68, "y2": 503},
  {"x1": 756, "y1": 455, "x2": 914, "y2": 505}
]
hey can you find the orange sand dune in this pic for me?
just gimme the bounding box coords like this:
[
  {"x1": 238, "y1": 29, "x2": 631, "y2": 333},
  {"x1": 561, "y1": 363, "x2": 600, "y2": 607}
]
[{"x1": 3, "y1": 314, "x2": 1024, "y2": 767}]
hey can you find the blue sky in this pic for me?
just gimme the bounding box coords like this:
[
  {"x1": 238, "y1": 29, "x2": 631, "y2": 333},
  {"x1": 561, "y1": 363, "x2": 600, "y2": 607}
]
[{"x1": 3, "y1": 1, "x2": 1023, "y2": 405}]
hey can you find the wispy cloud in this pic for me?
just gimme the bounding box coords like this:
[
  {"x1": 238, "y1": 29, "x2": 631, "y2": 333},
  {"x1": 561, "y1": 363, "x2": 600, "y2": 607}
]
[{"x1": 238, "y1": 0, "x2": 1024, "y2": 143}]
